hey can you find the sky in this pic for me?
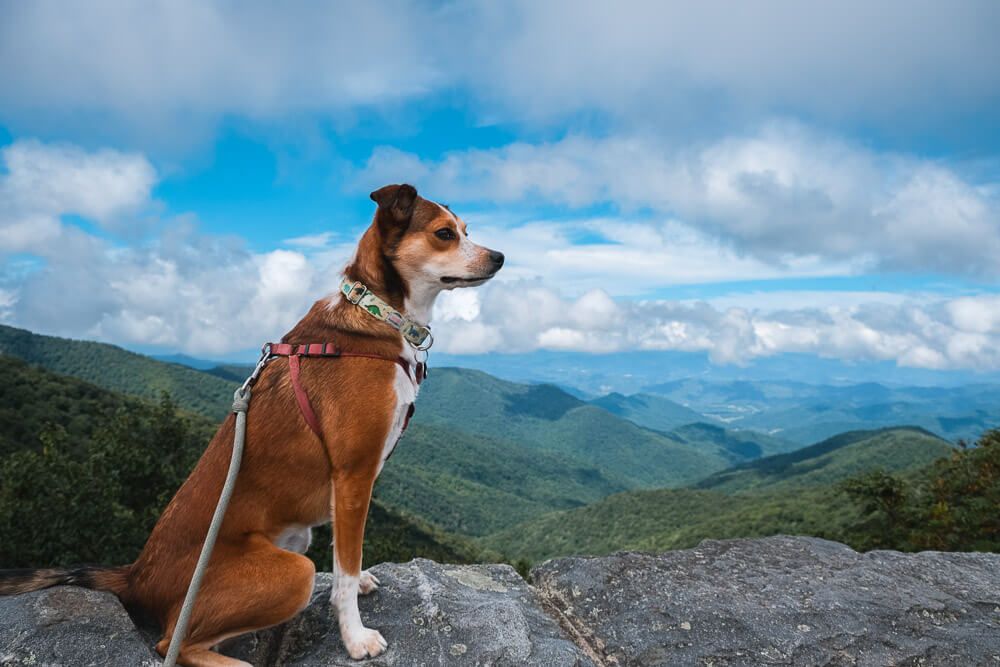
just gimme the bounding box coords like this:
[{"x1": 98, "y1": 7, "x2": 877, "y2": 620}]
[{"x1": 1, "y1": 1, "x2": 999, "y2": 377}]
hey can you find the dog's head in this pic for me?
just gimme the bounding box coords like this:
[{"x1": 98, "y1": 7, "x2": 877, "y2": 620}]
[{"x1": 370, "y1": 184, "x2": 504, "y2": 292}]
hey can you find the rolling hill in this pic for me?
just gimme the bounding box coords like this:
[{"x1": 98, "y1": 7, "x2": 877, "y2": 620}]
[
  {"x1": 0, "y1": 355, "x2": 486, "y2": 568},
  {"x1": 0, "y1": 327, "x2": 682, "y2": 536},
  {"x1": 589, "y1": 392, "x2": 710, "y2": 432},
  {"x1": 0, "y1": 354, "x2": 140, "y2": 457},
  {"x1": 413, "y1": 367, "x2": 776, "y2": 488},
  {"x1": 642, "y1": 376, "x2": 1000, "y2": 444},
  {"x1": 0, "y1": 324, "x2": 234, "y2": 419},
  {"x1": 694, "y1": 427, "x2": 953, "y2": 493},
  {"x1": 376, "y1": 423, "x2": 627, "y2": 536},
  {"x1": 482, "y1": 427, "x2": 954, "y2": 562}
]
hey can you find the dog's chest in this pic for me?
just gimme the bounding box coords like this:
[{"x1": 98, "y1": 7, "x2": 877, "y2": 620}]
[{"x1": 376, "y1": 357, "x2": 419, "y2": 474}]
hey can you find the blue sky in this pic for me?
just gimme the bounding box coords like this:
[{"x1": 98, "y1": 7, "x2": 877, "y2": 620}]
[{"x1": 1, "y1": 1, "x2": 999, "y2": 376}]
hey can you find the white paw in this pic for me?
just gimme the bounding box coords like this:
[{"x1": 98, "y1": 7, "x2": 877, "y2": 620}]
[
  {"x1": 344, "y1": 627, "x2": 387, "y2": 660},
  {"x1": 359, "y1": 570, "x2": 380, "y2": 595}
]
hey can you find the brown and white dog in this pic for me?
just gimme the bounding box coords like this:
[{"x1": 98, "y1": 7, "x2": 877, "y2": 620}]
[{"x1": 0, "y1": 184, "x2": 503, "y2": 665}]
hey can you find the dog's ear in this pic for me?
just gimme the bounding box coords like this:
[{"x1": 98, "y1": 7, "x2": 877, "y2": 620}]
[{"x1": 370, "y1": 184, "x2": 418, "y2": 224}]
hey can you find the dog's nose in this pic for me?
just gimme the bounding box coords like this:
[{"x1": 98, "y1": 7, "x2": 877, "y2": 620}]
[{"x1": 489, "y1": 250, "x2": 505, "y2": 268}]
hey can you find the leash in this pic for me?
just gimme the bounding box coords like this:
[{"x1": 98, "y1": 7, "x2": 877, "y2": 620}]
[{"x1": 162, "y1": 347, "x2": 272, "y2": 667}]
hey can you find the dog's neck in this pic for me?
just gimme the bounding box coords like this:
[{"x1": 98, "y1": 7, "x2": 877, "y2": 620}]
[{"x1": 339, "y1": 225, "x2": 441, "y2": 327}]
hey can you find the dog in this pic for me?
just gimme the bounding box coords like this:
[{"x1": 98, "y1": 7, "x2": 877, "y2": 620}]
[{"x1": 0, "y1": 184, "x2": 504, "y2": 665}]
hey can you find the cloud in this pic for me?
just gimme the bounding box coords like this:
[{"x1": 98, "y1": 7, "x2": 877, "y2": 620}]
[
  {"x1": 433, "y1": 283, "x2": 1000, "y2": 370},
  {"x1": 0, "y1": 140, "x2": 157, "y2": 252},
  {"x1": 0, "y1": 1, "x2": 442, "y2": 140},
  {"x1": 0, "y1": 139, "x2": 341, "y2": 354},
  {"x1": 462, "y1": 216, "x2": 858, "y2": 296},
  {"x1": 4, "y1": 137, "x2": 998, "y2": 372},
  {"x1": 356, "y1": 124, "x2": 1000, "y2": 277},
  {"x1": 1, "y1": 1, "x2": 996, "y2": 140},
  {"x1": 454, "y1": 1, "x2": 1000, "y2": 129}
]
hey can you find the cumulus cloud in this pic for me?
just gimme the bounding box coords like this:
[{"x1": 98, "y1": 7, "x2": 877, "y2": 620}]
[
  {"x1": 0, "y1": 140, "x2": 157, "y2": 253},
  {"x1": 0, "y1": 140, "x2": 343, "y2": 354},
  {"x1": 3, "y1": 138, "x2": 998, "y2": 371},
  {"x1": 356, "y1": 124, "x2": 1000, "y2": 277},
  {"x1": 433, "y1": 283, "x2": 1000, "y2": 370}
]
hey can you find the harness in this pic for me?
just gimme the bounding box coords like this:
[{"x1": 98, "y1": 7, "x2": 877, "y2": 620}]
[{"x1": 266, "y1": 342, "x2": 426, "y2": 439}]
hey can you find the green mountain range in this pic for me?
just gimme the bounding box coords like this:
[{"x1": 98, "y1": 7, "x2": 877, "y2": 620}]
[
  {"x1": 0, "y1": 352, "x2": 484, "y2": 568},
  {"x1": 3, "y1": 323, "x2": 986, "y2": 569},
  {"x1": 0, "y1": 324, "x2": 234, "y2": 419},
  {"x1": 642, "y1": 377, "x2": 1000, "y2": 444},
  {"x1": 482, "y1": 427, "x2": 954, "y2": 561}
]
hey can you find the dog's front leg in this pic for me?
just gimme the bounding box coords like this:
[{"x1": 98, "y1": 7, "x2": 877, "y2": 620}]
[{"x1": 331, "y1": 470, "x2": 386, "y2": 660}]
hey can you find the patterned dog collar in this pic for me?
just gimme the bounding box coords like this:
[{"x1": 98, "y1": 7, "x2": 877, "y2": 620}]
[{"x1": 340, "y1": 277, "x2": 433, "y2": 349}]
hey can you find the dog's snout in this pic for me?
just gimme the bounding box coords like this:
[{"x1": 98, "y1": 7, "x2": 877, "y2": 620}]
[{"x1": 488, "y1": 250, "x2": 505, "y2": 268}]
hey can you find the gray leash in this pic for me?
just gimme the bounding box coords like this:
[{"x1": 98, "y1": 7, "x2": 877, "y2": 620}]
[{"x1": 162, "y1": 348, "x2": 272, "y2": 667}]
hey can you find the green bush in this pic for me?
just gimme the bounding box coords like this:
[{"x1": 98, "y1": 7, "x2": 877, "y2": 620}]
[{"x1": 841, "y1": 429, "x2": 1000, "y2": 552}]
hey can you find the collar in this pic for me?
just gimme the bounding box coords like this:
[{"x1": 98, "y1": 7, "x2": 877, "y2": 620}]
[{"x1": 340, "y1": 277, "x2": 433, "y2": 350}]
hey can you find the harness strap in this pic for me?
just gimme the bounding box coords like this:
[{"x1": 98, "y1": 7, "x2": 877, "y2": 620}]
[{"x1": 268, "y1": 342, "x2": 426, "y2": 440}]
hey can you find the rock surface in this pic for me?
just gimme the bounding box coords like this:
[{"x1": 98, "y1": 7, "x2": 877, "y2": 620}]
[
  {"x1": 0, "y1": 585, "x2": 160, "y2": 666},
  {"x1": 225, "y1": 559, "x2": 591, "y2": 666},
  {"x1": 2, "y1": 537, "x2": 998, "y2": 666},
  {"x1": 532, "y1": 536, "x2": 1000, "y2": 666}
]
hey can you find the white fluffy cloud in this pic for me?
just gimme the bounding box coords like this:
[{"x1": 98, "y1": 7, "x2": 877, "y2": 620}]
[
  {"x1": 433, "y1": 283, "x2": 1000, "y2": 370},
  {"x1": 0, "y1": 140, "x2": 157, "y2": 253},
  {"x1": 0, "y1": 140, "x2": 337, "y2": 354},
  {"x1": 357, "y1": 125, "x2": 1000, "y2": 276},
  {"x1": 3, "y1": 138, "x2": 999, "y2": 371}
]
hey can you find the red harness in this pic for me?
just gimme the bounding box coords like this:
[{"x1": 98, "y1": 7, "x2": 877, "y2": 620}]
[{"x1": 267, "y1": 342, "x2": 425, "y2": 440}]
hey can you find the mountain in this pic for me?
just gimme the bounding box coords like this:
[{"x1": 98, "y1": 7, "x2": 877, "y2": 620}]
[
  {"x1": 643, "y1": 377, "x2": 1000, "y2": 444},
  {"x1": 0, "y1": 355, "x2": 485, "y2": 569},
  {"x1": 376, "y1": 423, "x2": 627, "y2": 536},
  {"x1": 432, "y1": 350, "x2": 1000, "y2": 395},
  {"x1": 589, "y1": 392, "x2": 710, "y2": 431},
  {"x1": 695, "y1": 427, "x2": 953, "y2": 494},
  {"x1": 483, "y1": 427, "x2": 953, "y2": 561},
  {"x1": 0, "y1": 355, "x2": 139, "y2": 457},
  {"x1": 668, "y1": 422, "x2": 800, "y2": 461},
  {"x1": 0, "y1": 327, "x2": 650, "y2": 537},
  {"x1": 151, "y1": 353, "x2": 224, "y2": 370},
  {"x1": 413, "y1": 368, "x2": 768, "y2": 489},
  {"x1": 0, "y1": 324, "x2": 234, "y2": 419}
]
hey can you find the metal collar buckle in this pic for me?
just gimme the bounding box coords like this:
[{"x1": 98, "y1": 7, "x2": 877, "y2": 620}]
[{"x1": 345, "y1": 281, "x2": 367, "y2": 304}]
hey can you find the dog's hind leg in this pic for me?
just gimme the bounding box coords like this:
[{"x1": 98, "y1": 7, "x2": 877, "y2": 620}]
[{"x1": 156, "y1": 535, "x2": 316, "y2": 667}]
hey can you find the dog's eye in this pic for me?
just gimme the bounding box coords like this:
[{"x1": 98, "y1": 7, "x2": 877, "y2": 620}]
[{"x1": 435, "y1": 228, "x2": 456, "y2": 241}]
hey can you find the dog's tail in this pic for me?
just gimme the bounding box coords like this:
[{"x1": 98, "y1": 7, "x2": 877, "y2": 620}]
[{"x1": 0, "y1": 564, "x2": 129, "y2": 597}]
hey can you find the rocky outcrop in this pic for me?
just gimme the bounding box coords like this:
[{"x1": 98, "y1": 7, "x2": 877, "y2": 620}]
[
  {"x1": 2, "y1": 537, "x2": 998, "y2": 666},
  {"x1": 0, "y1": 585, "x2": 160, "y2": 666},
  {"x1": 224, "y1": 560, "x2": 591, "y2": 666},
  {"x1": 532, "y1": 536, "x2": 1000, "y2": 666}
]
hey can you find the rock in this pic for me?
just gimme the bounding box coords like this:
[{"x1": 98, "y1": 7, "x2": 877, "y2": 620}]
[
  {"x1": 3, "y1": 538, "x2": 998, "y2": 666},
  {"x1": 531, "y1": 535, "x2": 1000, "y2": 667},
  {"x1": 0, "y1": 585, "x2": 160, "y2": 666},
  {"x1": 225, "y1": 559, "x2": 592, "y2": 666}
]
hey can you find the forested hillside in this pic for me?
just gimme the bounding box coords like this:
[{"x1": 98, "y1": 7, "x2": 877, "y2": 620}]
[
  {"x1": 0, "y1": 324, "x2": 233, "y2": 418},
  {"x1": 2, "y1": 326, "x2": 994, "y2": 574},
  {"x1": 0, "y1": 357, "x2": 485, "y2": 569},
  {"x1": 482, "y1": 427, "x2": 977, "y2": 562}
]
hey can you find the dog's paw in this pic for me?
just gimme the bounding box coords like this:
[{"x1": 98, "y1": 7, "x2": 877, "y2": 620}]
[
  {"x1": 344, "y1": 627, "x2": 387, "y2": 660},
  {"x1": 359, "y1": 570, "x2": 380, "y2": 595}
]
